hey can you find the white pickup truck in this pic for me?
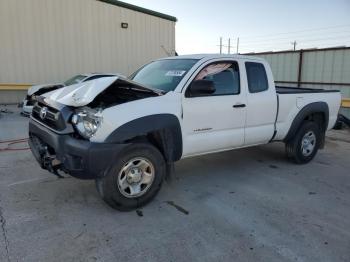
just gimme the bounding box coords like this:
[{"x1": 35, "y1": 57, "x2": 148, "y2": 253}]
[{"x1": 28, "y1": 54, "x2": 341, "y2": 210}]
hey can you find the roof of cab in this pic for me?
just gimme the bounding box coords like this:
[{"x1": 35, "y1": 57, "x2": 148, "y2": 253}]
[{"x1": 159, "y1": 54, "x2": 265, "y2": 62}]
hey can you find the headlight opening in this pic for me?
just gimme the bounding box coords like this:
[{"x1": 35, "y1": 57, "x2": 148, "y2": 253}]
[{"x1": 71, "y1": 108, "x2": 102, "y2": 139}]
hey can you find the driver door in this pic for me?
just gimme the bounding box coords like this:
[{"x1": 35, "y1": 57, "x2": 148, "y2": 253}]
[{"x1": 181, "y1": 61, "x2": 246, "y2": 157}]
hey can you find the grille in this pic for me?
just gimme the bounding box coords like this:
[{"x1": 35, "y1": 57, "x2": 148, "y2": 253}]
[{"x1": 32, "y1": 102, "x2": 67, "y2": 131}]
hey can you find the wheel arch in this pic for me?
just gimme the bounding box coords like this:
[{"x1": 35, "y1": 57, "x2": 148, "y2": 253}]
[
  {"x1": 284, "y1": 102, "x2": 329, "y2": 143},
  {"x1": 105, "y1": 114, "x2": 182, "y2": 162}
]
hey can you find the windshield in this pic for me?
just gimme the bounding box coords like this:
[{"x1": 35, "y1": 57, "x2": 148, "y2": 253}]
[
  {"x1": 64, "y1": 75, "x2": 86, "y2": 86},
  {"x1": 131, "y1": 59, "x2": 198, "y2": 92}
]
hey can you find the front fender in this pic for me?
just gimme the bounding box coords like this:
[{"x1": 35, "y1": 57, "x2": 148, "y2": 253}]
[{"x1": 105, "y1": 114, "x2": 183, "y2": 161}]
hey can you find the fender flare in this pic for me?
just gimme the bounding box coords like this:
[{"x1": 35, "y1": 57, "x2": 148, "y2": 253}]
[
  {"x1": 283, "y1": 102, "x2": 329, "y2": 142},
  {"x1": 105, "y1": 114, "x2": 182, "y2": 161}
]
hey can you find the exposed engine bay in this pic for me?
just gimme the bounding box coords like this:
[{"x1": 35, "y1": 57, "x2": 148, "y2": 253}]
[
  {"x1": 87, "y1": 79, "x2": 161, "y2": 109},
  {"x1": 33, "y1": 84, "x2": 64, "y2": 96}
]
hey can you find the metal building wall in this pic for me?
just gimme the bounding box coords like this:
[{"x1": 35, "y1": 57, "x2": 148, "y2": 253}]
[
  {"x1": 0, "y1": 0, "x2": 176, "y2": 103},
  {"x1": 250, "y1": 47, "x2": 350, "y2": 118},
  {"x1": 256, "y1": 52, "x2": 300, "y2": 83}
]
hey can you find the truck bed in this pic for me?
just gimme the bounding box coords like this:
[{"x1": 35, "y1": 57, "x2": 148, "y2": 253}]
[
  {"x1": 274, "y1": 86, "x2": 341, "y2": 141},
  {"x1": 276, "y1": 86, "x2": 339, "y2": 94}
]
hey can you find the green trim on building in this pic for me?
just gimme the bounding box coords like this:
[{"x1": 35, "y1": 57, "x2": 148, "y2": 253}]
[{"x1": 98, "y1": 0, "x2": 177, "y2": 22}]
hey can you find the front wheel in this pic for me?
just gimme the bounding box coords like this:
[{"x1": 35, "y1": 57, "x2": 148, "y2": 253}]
[
  {"x1": 95, "y1": 143, "x2": 166, "y2": 211},
  {"x1": 285, "y1": 121, "x2": 322, "y2": 164}
]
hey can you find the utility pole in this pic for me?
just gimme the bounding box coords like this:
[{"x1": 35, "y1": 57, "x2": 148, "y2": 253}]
[
  {"x1": 236, "y1": 37, "x2": 240, "y2": 53},
  {"x1": 291, "y1": 41, "x2": 297, "y2": 51},
  {"x1": 228, "y1": 38, "x2": 231, "y2": 54},
  {"x1": 219, "y1": 37, "x2": 222, "y2": 54}
]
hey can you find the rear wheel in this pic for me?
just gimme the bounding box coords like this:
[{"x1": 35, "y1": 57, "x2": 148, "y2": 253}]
[
  {"x1": 285, "y1": 121, "x2": 321, "y2": 164},
  {"x1": 96, "y1": 143, "x2": 166, "y2": 211}
]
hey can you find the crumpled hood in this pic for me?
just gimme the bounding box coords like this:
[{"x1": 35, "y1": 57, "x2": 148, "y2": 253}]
[
  {"x1": 43, "y1": 76, "x2": 161, "y2": 107},
  {"x1": 43, "y1": 77, "x2": 118, "y2": 107},
  {"x1": 28, "y1": 83, "x2": 63, "y2": 96}
]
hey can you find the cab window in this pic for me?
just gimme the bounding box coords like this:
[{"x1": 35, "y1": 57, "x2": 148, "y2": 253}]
[
  {"x1": 245, "y1": 62, "x2": 268, "y2": 93},
  {"x1": 193, "y1": 62, "x2": 240, "y2": 96}
]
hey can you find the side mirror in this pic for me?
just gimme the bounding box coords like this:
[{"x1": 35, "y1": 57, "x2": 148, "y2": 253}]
[{"x1": 187, "y1": 80, "x2": 216, "y2": 97}]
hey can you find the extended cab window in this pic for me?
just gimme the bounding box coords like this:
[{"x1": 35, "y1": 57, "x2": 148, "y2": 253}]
[
  {"x1": 245, "y1": 62, "x2": 268, "y2": 93},
  {"x1": 194, "y1": 62, "x2": 240, "y2": 95}
]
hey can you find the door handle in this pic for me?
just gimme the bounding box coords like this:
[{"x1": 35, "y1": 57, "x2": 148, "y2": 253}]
[{"x1": 233, "y1": 103, "x2": 246, "y2": 108}]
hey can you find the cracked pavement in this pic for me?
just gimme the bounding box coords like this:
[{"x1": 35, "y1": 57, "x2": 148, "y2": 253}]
[
  {"x1": 0, "y1": 210, "x2": 8, "y2": 262},
  {"x1": 0, "y1": 203, "x2": 10, "y2": 262},
  {"x1": 1, "y1": 106, "x2": 350, "y2": 262}
]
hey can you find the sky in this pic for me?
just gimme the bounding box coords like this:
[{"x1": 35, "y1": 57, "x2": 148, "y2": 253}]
[{"x1": 122, "y1": 0, "x2": 350, "y2": 55}]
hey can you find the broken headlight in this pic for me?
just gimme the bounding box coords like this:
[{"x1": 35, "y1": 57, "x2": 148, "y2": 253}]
[{"x1": 71, "y1": 108, "x2": 102, "y2": 139}]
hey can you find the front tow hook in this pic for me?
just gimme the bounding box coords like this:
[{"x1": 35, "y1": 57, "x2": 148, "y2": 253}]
[{"x1": 42, "y1": 155, "x2": 64, "y2": 178}]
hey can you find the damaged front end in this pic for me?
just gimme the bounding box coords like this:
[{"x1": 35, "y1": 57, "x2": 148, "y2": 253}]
[
  {"x1": 21, "y1": 84, "x2": 64, "y2": 116},
  {"x1": 28, "y1": 76, "x2": 162, "y2": 179},
  {"x1": 28, "y1": 135, "x2": 64, "y2": 178}
]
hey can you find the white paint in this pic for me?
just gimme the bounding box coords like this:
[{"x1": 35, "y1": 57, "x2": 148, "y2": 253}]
[
  {"x1": 44, "y1": 77, "x2": 119, "y2": 107},
  {"x1": 274, "y1": 91, "x2": 341, "y2": 140},
  {"x1": 244, "y1": 59, "x2": 278, "y2": 145},
  {"x1": 180, "y1": 58, "x2": 247, "y2": 155}
]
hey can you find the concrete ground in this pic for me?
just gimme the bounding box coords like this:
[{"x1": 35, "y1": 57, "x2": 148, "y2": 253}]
[{"x1": 1, "y1": 105, "x2": 350, "y2": 262}]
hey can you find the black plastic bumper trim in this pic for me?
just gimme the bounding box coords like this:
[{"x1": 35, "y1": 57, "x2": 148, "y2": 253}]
[{"x1": 29, "y1": 118, "x2": 128, "y2": 179}]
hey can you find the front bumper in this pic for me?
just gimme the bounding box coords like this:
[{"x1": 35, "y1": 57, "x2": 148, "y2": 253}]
[{"x1": 29, "y1": 118, "x2": 128, "y2": 179}]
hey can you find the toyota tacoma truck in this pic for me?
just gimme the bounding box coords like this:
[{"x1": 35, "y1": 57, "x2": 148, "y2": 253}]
[{"x1": 28, "y1": 54, "x2": 341, "y2": 211}]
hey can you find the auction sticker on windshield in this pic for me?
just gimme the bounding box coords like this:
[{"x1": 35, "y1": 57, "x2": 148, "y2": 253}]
[{"x1": 165, "y1": 70, "x2": 186, "y2": 77}]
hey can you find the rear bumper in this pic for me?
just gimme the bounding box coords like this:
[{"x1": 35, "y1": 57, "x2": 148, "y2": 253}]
[{"x1": 29, "y1": 118, "x2": 128, "y2": 179}]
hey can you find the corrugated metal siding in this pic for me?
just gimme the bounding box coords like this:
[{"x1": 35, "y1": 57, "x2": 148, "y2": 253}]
[
  {"x1": 258, "y1": 53, "x2": 299, "y2": 82},
  {"x1": 301, "y1": 50, "x2": 350, "y2": 98},
  {"x1": 252, "y1": 48, "x2": 350, "y2": 118},
  {"x1": 0, "y1": 0, "x2": 175, "y2": 86}
]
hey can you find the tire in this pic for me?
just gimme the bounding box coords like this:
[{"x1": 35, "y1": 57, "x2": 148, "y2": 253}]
[
  {"x1": 285, "y1": 121, "x2": 321, "y2": 164},
  {"x1": 95, "y1": 143, "x2": 166, "y2": 211}
]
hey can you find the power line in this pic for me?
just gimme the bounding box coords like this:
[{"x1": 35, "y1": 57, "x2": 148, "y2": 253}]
[
  {"x1": 239, "y1": 38, "x2": 350, "y2": 51},
  {"x1": 207, "y1": 27, "x2": 350, "y2": 50},
  {"x1": 238, "y1": 24, "x2": 350, "y2": 39},
  {"x1": 239, "y1": 35, "x2": 350, "y2": 47},
  {"x1": 239, "y1": 44, "x2": 350, "y2": 53},
  {"x1": 210, "y1": 33, "x2": 350, "y2": 53},
  {"x1": 239, "y1": 30, "x2": 350, "y2": 44},
  {"x1": 239, "y1": 41, "x2": 350, "y2": 53}
]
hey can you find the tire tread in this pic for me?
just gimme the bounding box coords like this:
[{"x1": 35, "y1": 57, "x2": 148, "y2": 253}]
[{"x1": 95, "y1": 143, "x2": 166, "y2": 211}]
